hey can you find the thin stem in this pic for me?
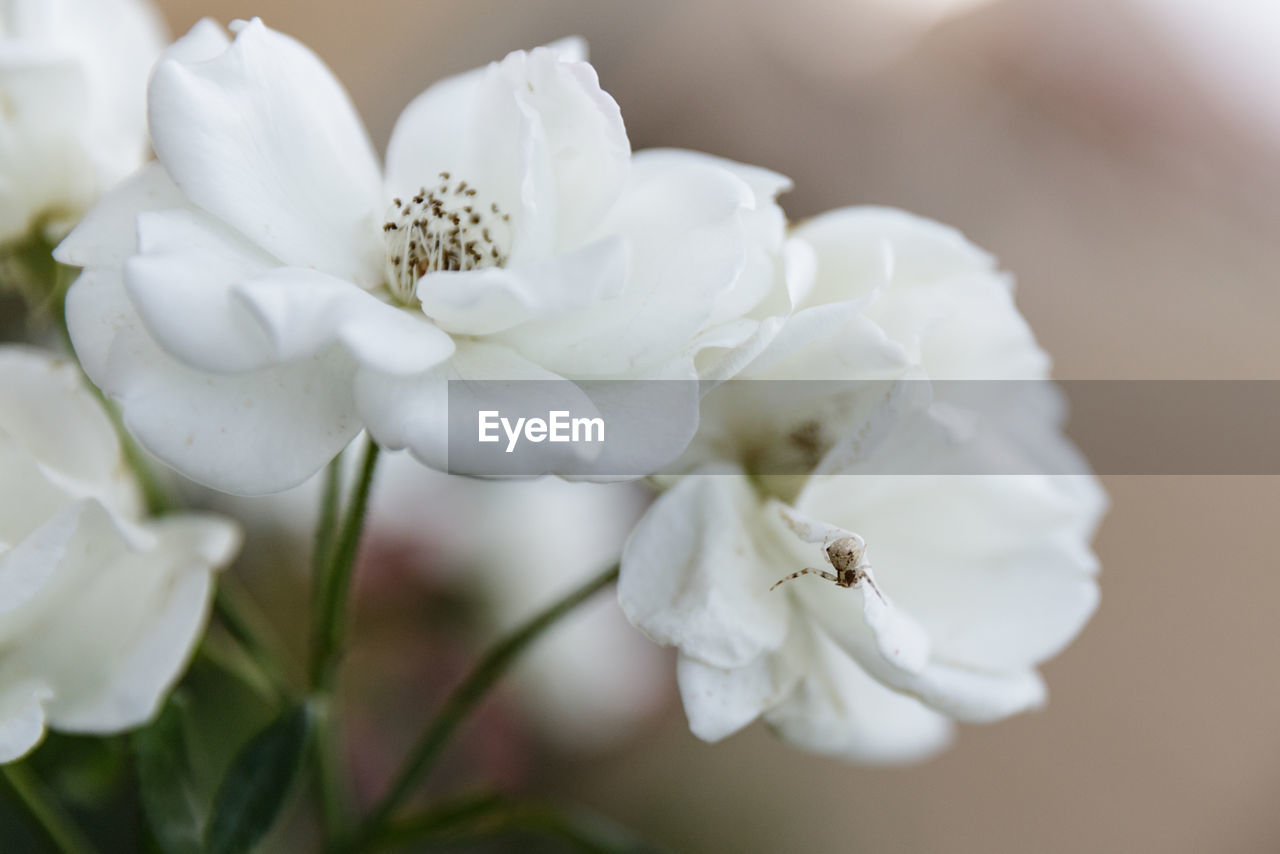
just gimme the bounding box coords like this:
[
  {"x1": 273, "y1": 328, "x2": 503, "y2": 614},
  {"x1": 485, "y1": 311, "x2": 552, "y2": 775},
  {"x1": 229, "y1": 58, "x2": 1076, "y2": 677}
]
[
  {"x1": 309, "y1": 439, "x2": 380, "y2": 692},
  {"x1": 1, "y1": 764, "x2": 100, "y2": 854},
  {"x1": 312, "y1": 696, "x2": 350, "y2": 850},
  {"x1": 213, "y1": 578, "x2": 293, "y2": 701},
  {"x1": 0, "y1": 232, "x2": 59, "y2": 325},
  {"x1": 357, "y1": 563, "x2": 621, "y2": 843},
  {"x1": 199, "y1": 629, "x2": 282, "y2": 707},
  {"x1": 116, "y1": 426, "x2": 173, "y2": 517},
  {"x1": 312, "y1": 456, "x2": 344, "y2": 588},
  {"x1": 368, "y1": 791, "x2": 507, "y2": 850},
  {"x1": 308, "y1": 440, "x2": 379, "y2": 849}
]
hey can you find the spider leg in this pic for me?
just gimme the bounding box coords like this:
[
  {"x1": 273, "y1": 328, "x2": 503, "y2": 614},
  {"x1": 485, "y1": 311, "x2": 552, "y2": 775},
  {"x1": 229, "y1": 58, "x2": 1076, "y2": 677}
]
[
  {"x1": 770, "y1": 567, "x2": 838, "y2": 591},
  {"x1": 856, "y1": 561, "x2": 887, "y2": 603}
]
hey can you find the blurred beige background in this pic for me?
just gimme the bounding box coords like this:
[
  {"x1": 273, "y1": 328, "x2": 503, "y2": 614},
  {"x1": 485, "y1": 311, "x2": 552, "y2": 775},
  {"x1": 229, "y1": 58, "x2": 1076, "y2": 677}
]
[{"x1": 153, "y1": 1, "x2": 1280, "y2": 851}]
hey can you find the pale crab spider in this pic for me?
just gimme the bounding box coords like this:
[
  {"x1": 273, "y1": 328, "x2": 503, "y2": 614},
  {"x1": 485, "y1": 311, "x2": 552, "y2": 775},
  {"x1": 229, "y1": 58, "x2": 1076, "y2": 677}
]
[{"x1": 770, "y1": 534, "x2": 884, "y2": 601}]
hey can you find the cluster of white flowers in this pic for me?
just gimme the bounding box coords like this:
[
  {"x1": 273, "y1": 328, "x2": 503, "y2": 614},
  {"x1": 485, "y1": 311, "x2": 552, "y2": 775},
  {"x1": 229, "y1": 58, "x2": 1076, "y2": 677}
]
[{"x1": 0, "y1": 8, "x2": 1104, "y2": 768}]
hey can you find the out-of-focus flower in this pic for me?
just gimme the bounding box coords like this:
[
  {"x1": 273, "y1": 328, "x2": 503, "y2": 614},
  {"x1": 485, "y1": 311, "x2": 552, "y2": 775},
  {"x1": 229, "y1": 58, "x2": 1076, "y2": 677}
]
[
  {"x1": 751, "y1": 0, "x2": 998, "y2": 81},
  {"x1": 620, "y1": 208, "x2": 1105, "y2": 762},
  {"x1": 0, "y1": 346, "x2": 239, "y2": 763},
  {"x1": 56, "y1": 18, "x2": 787, "y2": 494},
  {"x1": 370, "y1": 458, "x2": 667, "y2": 751},
  {"x1": 208, "y1": 452, "x2": 668, "y2": 752},
  {"x1": 0, "y1": 0, "x2": 166, "y2": 247},
  {"x1": 1127, "y1": 0, "x2": 1280, "y2": 146}
]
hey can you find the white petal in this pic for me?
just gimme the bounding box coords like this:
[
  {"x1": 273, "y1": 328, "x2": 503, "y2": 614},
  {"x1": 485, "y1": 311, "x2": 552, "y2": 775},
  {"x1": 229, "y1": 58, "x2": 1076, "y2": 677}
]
[
  {"x1": 415, "y1": 236, "x2": 627, "y2": 336},
  {"x1": 46, "y1": 514, "x2": 236, "y2": 731},
  {"x1": 910, "y1": 278, "x2": 1050, "y2": 379},
  {"x1": 773, "y1": 502, "x2": 932, "y2": 674},
  {"x1": 0, "y1": 0, "x2": 165, "y2": 243},
  {"x1": 792, "y1": 206, "x2": 996, "y2": 310},
  {"x1": 618, "y1": 474, "x2": 789, "y2": 670},
  {"x1": 355, "y1": 341, "x2": 597, "y2": 473},
  {"x1": 0, "y1": 499, "x2": 234, "y2": 736},
  {"x1": 125, "y1": 209, "x2": 278, "y2": 373},
  {"x1": 764, "y1": 624, "x2": 953, "y2": 764},
  {"x1": 0, "y1": 54, "x2": 91, "y2": 241},
  {"x1": 792, "y1": 207, "x2": 1049, "y2": 380},
  {"x1": 496, "y1": 151, "x2": 753, "y2": 377},
  {"x1": 54, "y1": 162, "x2": 186, "y2": 269},
  {"x1": 514, "y1": 45, "x2": 630, "y2": 247},
  {"x1": 693, "y1": 239, "x2": 815, "y2": 385},
  {"x1": 795, "y1": 474, "x2": 1101, "y2": 671},
  {"x1": 0, "y1": 347, "x2": 133, "y2": 510},
  {"x1": 232, "y1": 269, "x2": 455, "y2": 375},
  {"x1": 162, "y1": 16, "x2": 229, "y2": 63},
  {"x1": 66, "y1": 270, "x2": 361, "y2": 495},
  {"x1": 645, "y1": 151, "x2": 792, "y2": 377},
  {"x1": 742, "y1": 306, "x2": 906, "y2": 381},
  {"x1": 384, "y1": 54, "x2": 554, "y2": 263},
  {"x1": 542, "y1": 36, "x2": 588, "y2": 62},
  {"x1": 677, "y1": 648, "x2": 800, "y2": 743},
  {"x1": 148, "y1": 18, "x2": 383, "y2": 284},
  {"x1": 765, "y1": 499, "x2": 1049, "y2": 721},
  {"x1": 801, "y1": 593, "x2": 1048, "y2": 722},
  {"x1": 383, "y1": 62, "x2": 496, "y2": 204},
  {"x1": 0, "y1": 501, "x2": 109, "y2": 643},
  {"x1": 385, "y1": 43, "x2": 629, "y2": 258},
  {"x1": 0, "y1": 682, "x2": 49, "y2": 763},
  {"x1": 0, "y1": 434, "x2": 82, "y2": 549},
  {"x1": 637, "y1": 149, "x2": 791, "y2": 206}
]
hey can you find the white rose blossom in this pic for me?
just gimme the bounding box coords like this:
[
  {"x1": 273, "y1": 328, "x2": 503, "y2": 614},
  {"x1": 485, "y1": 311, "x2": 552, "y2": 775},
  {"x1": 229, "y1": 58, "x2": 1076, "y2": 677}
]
[
  {"x1": 55, "y1": 18, "x2": 788, "y2": 494},
  {"x1": 0, "y1": 346, "x2": 239, "y2": 763},
  {"x1": 0, "y1": 0, "x2": 166, "y2": 247},
  {"x1": 620, "y1": 208, "x2": 1106, "y2": 762}
]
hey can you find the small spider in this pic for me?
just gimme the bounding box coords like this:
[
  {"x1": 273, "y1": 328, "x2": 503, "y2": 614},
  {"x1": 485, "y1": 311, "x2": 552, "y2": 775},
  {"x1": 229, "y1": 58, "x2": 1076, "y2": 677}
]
[{"x1": 770, "y1": 534, "x2": 884, "y2": 600}]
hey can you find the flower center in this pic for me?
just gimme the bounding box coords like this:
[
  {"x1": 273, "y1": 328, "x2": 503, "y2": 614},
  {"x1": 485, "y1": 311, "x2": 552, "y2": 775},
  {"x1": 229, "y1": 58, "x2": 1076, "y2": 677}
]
[{"x1": 382, "y1": 172, "x2": 513, "y2": 305}]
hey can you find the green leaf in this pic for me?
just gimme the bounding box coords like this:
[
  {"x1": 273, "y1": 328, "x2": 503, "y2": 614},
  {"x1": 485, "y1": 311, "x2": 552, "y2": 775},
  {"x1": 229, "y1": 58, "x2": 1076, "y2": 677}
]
[
  {"x1": 204, "y1": 703, "x2": 312, "y2": 854},
  {"x1": 133, "y1": 697, "x2": 205, "y2": 854}
]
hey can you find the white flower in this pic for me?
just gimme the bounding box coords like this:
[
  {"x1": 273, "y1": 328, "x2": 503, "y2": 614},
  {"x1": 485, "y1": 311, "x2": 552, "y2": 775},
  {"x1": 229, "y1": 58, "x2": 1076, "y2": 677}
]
[
  {"x1": 683, "y1": 206, "x2": 1052, "y2": 475},
  {"x1": 620, "y1": 208, "x2": 1105, "y2": 762},
  {"x1": 56, "y1": 18, "x2": 787, "y2": 494},
  {"x1": 0, "y1": 0, "x2": 166, "y2": 247},
  {"x1": 0, "y1": 346, "x2": 239, "y2": 763}
]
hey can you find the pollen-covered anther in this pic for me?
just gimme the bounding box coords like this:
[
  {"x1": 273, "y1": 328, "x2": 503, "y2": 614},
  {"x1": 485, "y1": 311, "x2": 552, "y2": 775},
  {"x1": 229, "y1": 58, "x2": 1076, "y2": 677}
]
[{"x1": 382, "y1": 172, "x2": 513, "y2": 305}]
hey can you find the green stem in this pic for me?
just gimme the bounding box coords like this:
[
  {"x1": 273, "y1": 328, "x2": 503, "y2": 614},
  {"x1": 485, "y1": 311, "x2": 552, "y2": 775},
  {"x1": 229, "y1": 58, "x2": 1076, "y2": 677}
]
[
  {"x1": 0, "y1": 232, "x2": 61, "y2": 327},
  {"x1": 313, "y1": 456, "x2": 344, "y2": 574},
  {"x1": 356, "y1": 563, "x2": 621, "y2": 844},
  {"x1": 309, "y1": 439, "x2": 380, "y2": 692},
  {"x1": 312, "y1": 696, "x2": 350, "y2": 850},
  {"x1": 307, "y1": 440, "x2": 379, "y2": 849},
  {"x1": 368, "y1": 791, "x2": 507, "y2": 850},
  {"x1": 1, "y1": 764, "x2": 100, "y2": 854},
  {"x1": 116, "y1": 425, "x2": 173, "y2": 517},
  {"x1": 213, "y1": 578, "x2": 293, "y2": 702},
  {"x1": 199, "y1": 629, "x2": 282, "y2": 707}
]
